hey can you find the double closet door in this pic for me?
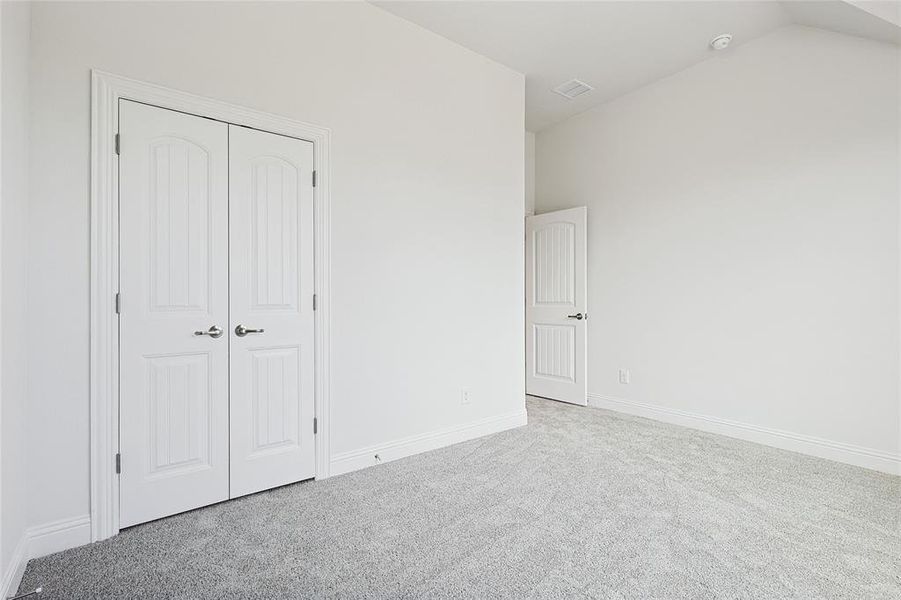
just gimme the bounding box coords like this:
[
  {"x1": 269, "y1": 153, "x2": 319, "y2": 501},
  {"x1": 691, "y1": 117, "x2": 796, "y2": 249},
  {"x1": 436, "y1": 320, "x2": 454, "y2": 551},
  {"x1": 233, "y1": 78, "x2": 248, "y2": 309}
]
[{"x1": 118, "y1": 100, "x2": 315, "y2": 528}]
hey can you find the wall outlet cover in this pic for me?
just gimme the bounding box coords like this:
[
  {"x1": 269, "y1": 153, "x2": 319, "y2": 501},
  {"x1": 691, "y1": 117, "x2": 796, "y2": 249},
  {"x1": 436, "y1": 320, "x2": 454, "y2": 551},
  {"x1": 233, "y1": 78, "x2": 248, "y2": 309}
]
[{"x1": 461, "y1": 389, "x2": 471, "y2": 405}]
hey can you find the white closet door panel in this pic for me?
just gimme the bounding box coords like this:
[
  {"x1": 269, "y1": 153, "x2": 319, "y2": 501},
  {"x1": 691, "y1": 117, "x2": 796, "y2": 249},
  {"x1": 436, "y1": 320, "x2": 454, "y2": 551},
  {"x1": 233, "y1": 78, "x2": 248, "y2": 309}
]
[
  {"x1": 228, "y1": 125, "x2": 315, "y2": 498},
  {"x1": 526, "y1": 207, "x2": 588, "y2": 405},
  {"x1": 119, "y1": 100, "x2": 230, "y2": 527}
]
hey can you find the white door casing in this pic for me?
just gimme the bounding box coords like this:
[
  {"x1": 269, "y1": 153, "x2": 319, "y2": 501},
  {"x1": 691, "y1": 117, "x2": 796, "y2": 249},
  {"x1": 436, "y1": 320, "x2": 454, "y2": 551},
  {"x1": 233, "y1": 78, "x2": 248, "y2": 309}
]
[
  {"x1": 525, "y1": 207, "x2": 588, "y2": 405},
  {"x1": 228, "y1": 125, "x2": 316, "y2": 497},
  {"x1": 118, "y1": 100, "x2": 230, "y2": 527}
]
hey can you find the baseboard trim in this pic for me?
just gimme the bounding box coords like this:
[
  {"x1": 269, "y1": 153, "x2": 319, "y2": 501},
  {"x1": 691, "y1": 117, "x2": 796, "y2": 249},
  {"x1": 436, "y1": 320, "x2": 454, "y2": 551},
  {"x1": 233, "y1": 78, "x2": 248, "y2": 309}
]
[
  {"x1": 26, "y1": 515, "x2": 92, "y2": 561},
  {"x1": 0, "y1": 514, "x2": 92, "y2": 598},
  {"x1": 587, "y1": 393, "x2": 900, "y2": 475},
  {"x1": 0, "y1": 535, "x2": 27, "y2": 600},
  {"x1": 330, "y1": 409, "x2": 528, "y2": 476}
]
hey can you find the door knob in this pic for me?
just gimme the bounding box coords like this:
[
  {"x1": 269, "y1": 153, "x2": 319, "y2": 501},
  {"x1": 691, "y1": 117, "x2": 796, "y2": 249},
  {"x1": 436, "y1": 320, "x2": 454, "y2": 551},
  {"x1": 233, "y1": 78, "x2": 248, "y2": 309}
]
[
  {"x1": 194, "y1": 325, "x2": 224, "y2": 338},
  {"x1": 235, "y1": 324, "x2": 265, "y2": 337},
  {"x1": 566, "y1": 313, "x2": 586, "y2": 320}
]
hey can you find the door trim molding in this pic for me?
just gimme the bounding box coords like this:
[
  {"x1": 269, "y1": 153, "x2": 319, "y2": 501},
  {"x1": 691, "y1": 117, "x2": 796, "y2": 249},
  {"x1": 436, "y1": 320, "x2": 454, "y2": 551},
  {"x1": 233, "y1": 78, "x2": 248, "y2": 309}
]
[{"x1": 90, "y1": 70, "x2": 332, "y2": 542}]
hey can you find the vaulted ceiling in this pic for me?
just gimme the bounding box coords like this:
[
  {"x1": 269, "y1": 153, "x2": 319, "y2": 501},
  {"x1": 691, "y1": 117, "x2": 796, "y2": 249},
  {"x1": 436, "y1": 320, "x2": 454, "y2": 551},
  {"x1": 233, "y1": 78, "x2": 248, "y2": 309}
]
[{"x1": 374, "y1": 1, "x2": 901, "y2": 131}]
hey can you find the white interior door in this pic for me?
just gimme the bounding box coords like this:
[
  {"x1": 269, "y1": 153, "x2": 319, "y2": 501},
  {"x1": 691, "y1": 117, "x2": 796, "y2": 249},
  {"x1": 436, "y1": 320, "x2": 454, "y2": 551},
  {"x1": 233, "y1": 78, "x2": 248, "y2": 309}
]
[
  {"x1": 526, "y1": 207, "x2": 588, "y2": 405},
  {"x1": 119, "y1": 100, "x2": 230, "y2": 527},
  {"x1": 228, "y1": 125, "x2": 316, "y2": 498}
]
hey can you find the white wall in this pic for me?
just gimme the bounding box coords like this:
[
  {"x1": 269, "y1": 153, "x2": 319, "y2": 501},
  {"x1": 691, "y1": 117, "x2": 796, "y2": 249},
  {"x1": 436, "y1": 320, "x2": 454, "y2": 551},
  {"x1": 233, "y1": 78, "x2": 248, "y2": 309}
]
[
  {"x1": 536, "y1": 25, "x2": 900, "y2": 470},
  {"x1": 1, "y1": 0, "x2": 31, "y2": 593},
  {"x1": 846, "y1": 0, "x2": 901, "y2": 27},
  {"x1": 525, "y1": 131, "x2": 536, "y2": 215},
  {"x1": 27, "y1": 1, "x2": 524, "y2": 535}
]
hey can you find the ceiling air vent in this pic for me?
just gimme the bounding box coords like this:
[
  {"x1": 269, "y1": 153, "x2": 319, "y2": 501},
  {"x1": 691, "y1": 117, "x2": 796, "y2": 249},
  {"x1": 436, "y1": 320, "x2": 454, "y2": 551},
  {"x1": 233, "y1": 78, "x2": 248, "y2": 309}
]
[{"x1": 552, "y1": 79, "x2": 593, "y2": 100}]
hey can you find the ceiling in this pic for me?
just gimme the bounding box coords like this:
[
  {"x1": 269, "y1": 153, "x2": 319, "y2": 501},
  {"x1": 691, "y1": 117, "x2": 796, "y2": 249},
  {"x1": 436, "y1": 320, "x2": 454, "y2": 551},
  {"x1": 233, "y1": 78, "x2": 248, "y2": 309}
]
[{"x1": 374, "y1": 1, "x2": 901, "y2": 131}]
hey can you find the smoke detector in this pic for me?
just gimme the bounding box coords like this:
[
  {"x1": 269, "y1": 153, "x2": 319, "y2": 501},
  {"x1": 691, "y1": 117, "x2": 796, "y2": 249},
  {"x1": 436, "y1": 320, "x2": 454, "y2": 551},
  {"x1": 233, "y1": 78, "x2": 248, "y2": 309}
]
[
  {"x1": 710, "y1": 34, "x2": 732, "y2": 50},
  {"x1": 552, "y1": 79, "x2": 593, "y2": 100}
]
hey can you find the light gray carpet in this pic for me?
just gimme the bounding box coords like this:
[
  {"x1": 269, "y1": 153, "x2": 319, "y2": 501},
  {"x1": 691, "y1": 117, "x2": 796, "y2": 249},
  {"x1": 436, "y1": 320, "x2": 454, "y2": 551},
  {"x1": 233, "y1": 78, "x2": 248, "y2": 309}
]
[{"x1": 18, "y1": 397, "x2": 901, "y2": 599}]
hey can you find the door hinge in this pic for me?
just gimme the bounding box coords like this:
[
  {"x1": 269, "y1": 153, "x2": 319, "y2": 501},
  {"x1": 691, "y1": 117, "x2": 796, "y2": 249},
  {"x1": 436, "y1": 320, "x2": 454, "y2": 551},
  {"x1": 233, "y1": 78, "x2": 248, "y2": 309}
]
[
  {"x1": 115, "y1": 292, "x2": 121, "y2": 314},
  {"x1": 114, "y1": 133, "x2": 120, "y2": 156},
  {"x1": 115, "y1": 453, "x2": 121, "y2": 474},
  {"x1": 312, "y1": 170, "x2": 317, "y2": 188},
  {"x1": 313, "y1": 294, "x2": 317, "y2": 311},
  {"x1": 313, "y1": 417, "x2": 318, "y2": 435}
]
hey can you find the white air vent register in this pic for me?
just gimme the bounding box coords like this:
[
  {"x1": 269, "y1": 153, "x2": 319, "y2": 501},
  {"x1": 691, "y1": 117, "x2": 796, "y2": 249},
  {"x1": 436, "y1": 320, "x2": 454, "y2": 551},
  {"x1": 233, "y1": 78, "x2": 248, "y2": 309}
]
[{"x1": 552, "y1": 79, "x2": 594, "y2": 99}]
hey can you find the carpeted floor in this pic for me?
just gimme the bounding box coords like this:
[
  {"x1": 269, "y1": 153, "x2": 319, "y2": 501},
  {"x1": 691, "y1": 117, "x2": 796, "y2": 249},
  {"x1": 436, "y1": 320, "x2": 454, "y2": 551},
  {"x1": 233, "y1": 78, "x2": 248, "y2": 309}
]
[{"x1": 18, "y1": 397, "x2": 901, "y2": 599}]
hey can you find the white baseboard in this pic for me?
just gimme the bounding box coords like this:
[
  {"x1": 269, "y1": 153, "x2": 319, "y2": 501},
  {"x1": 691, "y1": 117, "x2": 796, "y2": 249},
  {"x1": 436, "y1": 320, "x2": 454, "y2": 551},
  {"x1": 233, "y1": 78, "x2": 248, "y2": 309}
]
[
  {"x1": 0, "y1": 514, "x2": 92, "y2": 598},
  {"x1": 587, "y1": 393, "x2": 900, "y2": 476},
  {"x1": 25, "y1": 515, "x2": 91, "y2": 561},
  {"x1": 330, "y1": 409, "x2": 528, "y2": 476},
  {"x1": 0, "y1": 535, "x2": 27, "y2": 600}
]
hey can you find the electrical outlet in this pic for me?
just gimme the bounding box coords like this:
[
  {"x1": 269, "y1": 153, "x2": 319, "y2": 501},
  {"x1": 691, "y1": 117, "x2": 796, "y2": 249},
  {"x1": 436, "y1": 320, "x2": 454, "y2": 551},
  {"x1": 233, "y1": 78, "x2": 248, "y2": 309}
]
[
  {"x1": 461, "y1": 388, "x2": 471, "y2": 405},
  {"x1": 618, "y1": 369, "x2": 631, "y2": 385}
]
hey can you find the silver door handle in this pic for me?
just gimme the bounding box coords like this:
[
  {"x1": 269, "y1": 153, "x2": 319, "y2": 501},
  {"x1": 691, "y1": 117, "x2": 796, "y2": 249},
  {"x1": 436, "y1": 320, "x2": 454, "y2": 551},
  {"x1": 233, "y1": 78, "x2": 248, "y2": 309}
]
[
  {"x1": 566, "y1": 313, "x2": 586, "y2": 320},
  {"x1": 235, "y1": 324, "x2": 265, "y2": 337},
  {"x1": 194, "y1": 325, "x2": 224, "y2": 338}
]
